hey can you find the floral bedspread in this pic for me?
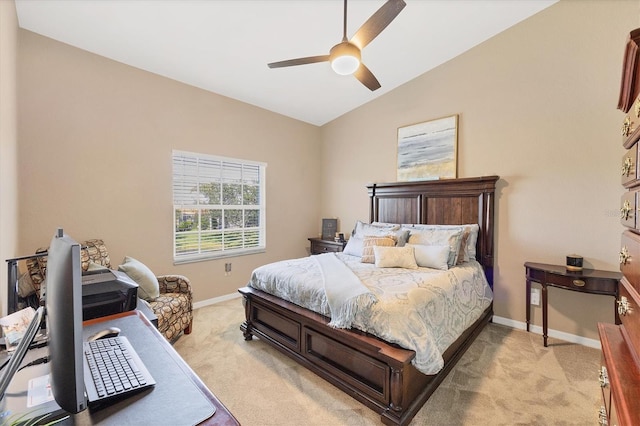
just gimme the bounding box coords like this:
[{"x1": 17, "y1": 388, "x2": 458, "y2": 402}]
[{"x1": 247, "y1": 253, "x2": 493, "y2": 375}]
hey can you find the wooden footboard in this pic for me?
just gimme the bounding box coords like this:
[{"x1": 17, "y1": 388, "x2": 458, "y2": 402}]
[{"x1": 239, "y1": 285, "x2": 493, "y2": 426}]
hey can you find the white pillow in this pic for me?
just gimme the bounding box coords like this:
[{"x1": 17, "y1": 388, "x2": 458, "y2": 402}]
[
  {"x1": 345, "y1": 221, "x2": 403, "y2": 257},
  {"x1": 405, "y1": 227, "x2": 463, "y2": 267},
  {"x1": 118, "y1": 256, "x2": 159, "y2": 301},
  {"x1": 374, "y1": 246, "x2": 418, "y2": 269},
  {"x1": 343, "y1": 237, "x2": 363, "y2": 257},
  {"x1": 354, "y1": 220, "x2": 400, "y2": 238},
  {"x1": 407, "y1": 244, "x2": 450, "y2": 270},
  {"x1": 403, "y1": 224, "x2": 479, "y2": 262}
]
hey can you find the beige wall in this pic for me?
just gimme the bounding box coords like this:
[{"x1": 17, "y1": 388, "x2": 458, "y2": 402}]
[
  {"x1": 0, "y1": 1, "x2": 19, "y2": 315},
  {"x1": 11, "y1": 0, "x2": 640, "y2": 342},
  {"x1": 17, "y1": 30, "x2": 321, "y2": 303},
  {"x1": 320, "y1": 0, "x2": 640, "y2": 341}
]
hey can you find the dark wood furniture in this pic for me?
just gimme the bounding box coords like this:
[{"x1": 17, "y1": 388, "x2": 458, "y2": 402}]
[
  {"x1": 2, "y1": 310, "x2": 238, "y2": 426},
  {"x1": 308, "y1": 237, "x2": 346, "y2": 254},
  {"x1": 239, "y1": 176, "x2": 498, "y2": 426},
  {"x1": 524, "y1": 262, "x2": 621, "y2": 347},
  {"x1": 597, "y1": 28, "x2": 640, "y2": 426},
  {"x1": 81, "y1": 311, "x2": 240, "y2": 425}
]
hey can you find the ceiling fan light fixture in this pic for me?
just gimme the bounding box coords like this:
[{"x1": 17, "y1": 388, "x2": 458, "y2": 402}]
[{"x1": 330, "y1": 42, "x2": 361, "y2": 75}]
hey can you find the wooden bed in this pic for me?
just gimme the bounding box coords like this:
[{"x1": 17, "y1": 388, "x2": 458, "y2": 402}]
[{"x1": 238, "y1": 175, "x2": 499, "y2": 425}]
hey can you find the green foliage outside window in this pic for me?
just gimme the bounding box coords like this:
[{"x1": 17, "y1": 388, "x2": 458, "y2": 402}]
[{"x1": 173, "y1": 151, "x2": 265, "y2": 261}]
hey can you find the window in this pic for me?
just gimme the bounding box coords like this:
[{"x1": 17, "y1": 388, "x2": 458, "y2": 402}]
[{"x1": 172, "y1": 150, "x2": 266, "y2": 263}]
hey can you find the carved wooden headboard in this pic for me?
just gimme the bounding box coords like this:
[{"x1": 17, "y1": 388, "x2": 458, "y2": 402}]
[{"x1": 367, "y1": 175, "x2": 499, "y2": 286}]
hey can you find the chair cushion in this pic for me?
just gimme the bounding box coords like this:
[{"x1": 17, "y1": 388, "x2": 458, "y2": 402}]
[{"x1": 150, "y1": 294, "x2": 193, "y2": 341}]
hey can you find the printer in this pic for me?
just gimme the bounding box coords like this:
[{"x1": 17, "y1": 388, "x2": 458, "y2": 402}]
[{"x1": 81, "y1": 269, "x2": 138, "y2": 320}]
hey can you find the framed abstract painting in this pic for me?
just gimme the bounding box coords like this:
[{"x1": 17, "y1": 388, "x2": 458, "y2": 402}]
[{"x1": 397, "y1": 114, "x2": 458, "y2": 181}]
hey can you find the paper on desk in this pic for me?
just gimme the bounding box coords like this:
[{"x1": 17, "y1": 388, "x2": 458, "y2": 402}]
[
  {"x1": 0, "y1": 307, "x2": 36, "y2": 347},
  {"x1": 27, "y1": 374, "x2": 55, "y2": 407}
]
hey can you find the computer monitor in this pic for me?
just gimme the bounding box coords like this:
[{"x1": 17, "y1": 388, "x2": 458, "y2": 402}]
[{"x1": 45, "y1": 228, "x2": 87, "y2": 413}]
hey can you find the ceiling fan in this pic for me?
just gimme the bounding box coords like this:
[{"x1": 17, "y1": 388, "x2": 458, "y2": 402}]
[{"x1": 267, "y1": 0, "x2": 406, "y2": 91}]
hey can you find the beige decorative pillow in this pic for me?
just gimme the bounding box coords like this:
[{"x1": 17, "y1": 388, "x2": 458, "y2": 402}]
[
  {"x1": 456, "y1": 229, "x2": 470, "y2": 265},
  {"x1": 465, "y1": 224, "x2": 480, "y2": 261},
  {"x1": 361, "y1": 236, "x2": 396, "y2": 263},
  {"x1": 374, "y1": 246, "x2": 418, "y2": 269},
  {"x1": 118, "y1": 256, "x2": 159, "y2": 301}
]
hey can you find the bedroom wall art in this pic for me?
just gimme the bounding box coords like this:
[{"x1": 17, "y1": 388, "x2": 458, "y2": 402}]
[
  {"x1": 321, "y1": 218, "x2": 338, "y2": 240},
  {"x1": 397, "y1": 114, "x2": 458, "y2": 181}
]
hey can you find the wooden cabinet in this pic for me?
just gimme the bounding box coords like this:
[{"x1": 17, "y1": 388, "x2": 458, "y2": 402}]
[
  {"x1": 599, "y1": 27, "x2": 640, "y2": 426},
  {"x1": 598, "y1": 323, "x2": 640, "y2": 426},
  {"x1": 308, "y1": 237, "x2": 346, "y2": 255}
]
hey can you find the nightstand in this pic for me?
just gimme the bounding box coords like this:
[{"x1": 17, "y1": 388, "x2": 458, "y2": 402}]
[
  {"x1": 524, "y1": 262, "x2": 621, "y2": 347},
  {"x1": 308, "y1": 237, "x2": 346, "y2": 255}
]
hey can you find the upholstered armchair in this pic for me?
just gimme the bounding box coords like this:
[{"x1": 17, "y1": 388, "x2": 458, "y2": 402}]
[
  {"x1": 145, "y1": 275, "x2": 193, "y2": 339},
  {"x1": 20, "y1": 239, "x2": 193, "y2": 342}
]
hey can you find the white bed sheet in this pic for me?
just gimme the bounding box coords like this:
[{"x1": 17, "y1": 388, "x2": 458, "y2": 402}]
[{"x1": 247, "y1": 253, "x2": 493, "y2": 375}]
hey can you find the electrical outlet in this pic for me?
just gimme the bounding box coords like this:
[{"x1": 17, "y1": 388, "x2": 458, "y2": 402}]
[
  {"x1": 225, "y1": 262, "x2": 232, "y2": 276},
  {"x1": 530, "y1": 288, "x2": 540, "y2": 306}
]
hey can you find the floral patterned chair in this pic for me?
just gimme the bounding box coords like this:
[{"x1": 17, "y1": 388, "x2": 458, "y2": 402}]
[{"x1": 21, "y1": 239, "x2": 193, "y2": 342}]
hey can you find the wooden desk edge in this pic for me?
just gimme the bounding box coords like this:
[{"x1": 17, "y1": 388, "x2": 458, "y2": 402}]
[{"x1": 84, "y1": 311, "x2": 240, "y2": 426}]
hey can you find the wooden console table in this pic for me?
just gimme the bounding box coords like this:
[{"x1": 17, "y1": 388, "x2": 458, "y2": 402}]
[{"x1": 524, "y1": 262, "x2": 621, "y2": 347}]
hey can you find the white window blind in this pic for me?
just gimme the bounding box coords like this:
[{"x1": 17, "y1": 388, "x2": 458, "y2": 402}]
[{"x1": 172, "y1": 150, "x2": 266, "y2": 263}]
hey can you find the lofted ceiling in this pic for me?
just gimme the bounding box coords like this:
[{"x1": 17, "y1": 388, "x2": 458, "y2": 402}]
[{"x1": 15, "y1": 0, "x2": 557, "y2": 126}]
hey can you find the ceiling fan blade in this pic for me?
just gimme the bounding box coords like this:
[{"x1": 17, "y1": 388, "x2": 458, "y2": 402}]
[
  {"x1": 268, "y1": 55, "x2": 330, "y2": 68},
  {"x1": 354, "y1": 63, "x2": 381, "y2": 91},
  {"x1": 350, "y1": 0, "x2": 406, "y2": 50}
]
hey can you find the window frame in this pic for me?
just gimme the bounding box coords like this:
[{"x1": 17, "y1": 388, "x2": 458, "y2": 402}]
[{"x1": 172, "y1": 150, "x2": 266, "y2": 264}]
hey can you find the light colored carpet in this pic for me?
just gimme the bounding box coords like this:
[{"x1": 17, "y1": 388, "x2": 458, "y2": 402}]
[{"x1": 174, "y1": 298, "x2": 602, "y2": 425}]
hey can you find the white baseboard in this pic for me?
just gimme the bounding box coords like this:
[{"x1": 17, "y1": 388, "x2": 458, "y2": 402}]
[
  {"x1": 193, "y1": 292, "x2": 241, "y2": 310},
  {"x1": 493, "y1": 315, "x2": 601, "y2": 350},
  {"x1": 192, "y1": 297, "x2": 602, "y2": 350}
]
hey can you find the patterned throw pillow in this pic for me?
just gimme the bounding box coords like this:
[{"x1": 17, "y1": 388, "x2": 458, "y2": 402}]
[{"x1": 361, "y1": 236, "x2": 396, "y2": 263}]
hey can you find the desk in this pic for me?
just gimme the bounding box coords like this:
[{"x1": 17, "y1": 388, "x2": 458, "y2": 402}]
[
  {"x1": 524, "y1": 262, "x2": 621, "y2": 347},
  {"x1": 1, "y1": 310, "x2": 239, "y2": 425},
  {"x1": 135, "y1": 298, "x2": 158, "y2": 328}
]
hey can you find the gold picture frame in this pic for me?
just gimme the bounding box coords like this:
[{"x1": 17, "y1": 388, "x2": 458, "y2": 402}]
[{"x1": 397, "y1": 114, "x2": 458, "y2": 181}]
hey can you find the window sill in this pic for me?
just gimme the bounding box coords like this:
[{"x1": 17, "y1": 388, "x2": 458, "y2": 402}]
[{"x1": 173, "y1": 248, "x2": 266, "y2": 265}]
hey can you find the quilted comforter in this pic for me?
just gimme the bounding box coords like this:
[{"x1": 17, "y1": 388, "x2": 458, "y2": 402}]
[{"x1": 247, "y1": 252, "x2": 493, "y2": 375}]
